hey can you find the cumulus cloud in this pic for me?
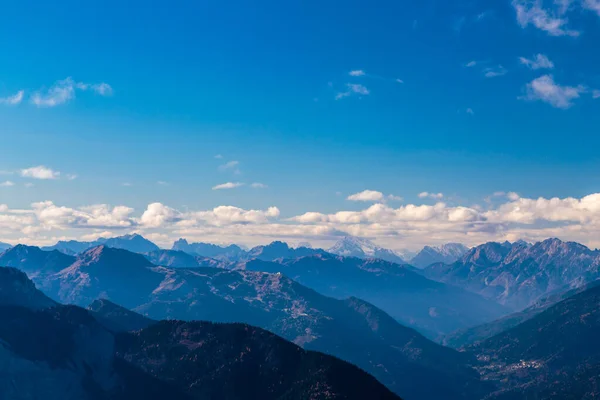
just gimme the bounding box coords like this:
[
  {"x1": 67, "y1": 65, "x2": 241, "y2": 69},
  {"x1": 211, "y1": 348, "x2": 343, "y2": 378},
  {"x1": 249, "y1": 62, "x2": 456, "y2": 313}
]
[
  {"x1": 521, "y1": 75, "x2": 585, "y2": 109},
  {"x1": 5, "y1": 191, "x2": 600, "y2": 251},
  {"x1": 347, "y1": 190, "x2": 384, "y2": 202},
  {"x1": 0, "y1": 90, "x2": 24, "y2": 105},
  {"x1": 519, "y1": 54, "x2": 554, "y2": 70},
  {"x1": 20, "y1": 166, "x2": 60, "y2": 180},
  {"x1": 336, "y1": 83, "x2": 370, "y2": 100},
  {"x1": 30, "y1": 77, "x2": 112, "y2": 107},
  {"x1": 212, "y1": 182, "x2": 244, "y2": 190},
  {"x1": 140, "y1": 203, "x2": 181, "y2": 228}
]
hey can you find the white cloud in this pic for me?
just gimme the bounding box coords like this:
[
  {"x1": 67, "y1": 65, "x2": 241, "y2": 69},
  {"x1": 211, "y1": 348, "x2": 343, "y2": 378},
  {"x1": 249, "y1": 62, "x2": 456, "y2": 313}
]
[
  {"x1": 140, "y1": 203, "x2": 181, "y2": 228},
  {"x1": 519, "y1": 54, "x2": 555, "y2": 70},
  {"x1": 6, "y1": 192, "x2": 600, "y2": 250},
  {"x1": 395, "y1": 79, "x2": 404, "y2": 84},
  {"x1": 336, "y1": 83, "x2": 370, "y2": 100},
  {"x1": 20, "y1": 166, "x2": 60, "y2": 180},
  {"x1": 418, "y1": 192, "x2": 444, "y2": 199},
  {"x1": 465, "y1": 61, "x2": 477, "y2": 67},
  {"x1": 0, "y1": 90, "x2": 24, "y2": 105},
  {"x1": 387, "y1": 194, "x2": 403, "y2": 201},
  {"x1": 251, "y1": 183, "x2": 268, "y2": 189},
  {"x1": 214, "y1": 154, "x2": 223, "y2": 159},
  {"x1": 592, "y1": 90, "x2": 600, "y2": 99},
  {"x1": 157, "y1": 181, "x2": 169, "y2": 185},
  {"x1": 121, "y1": 182, "x2": 132, "y2": 187},
  {"x1": 347, "y1": 190, "x2": 384, "y2": 202},
  {"x1": 522, "y1": 75, "x2": 585, "y2": 109},
  {"x1": 512, "y1": 0, "x2": 579, "y2": 36},
  {"x1": 583, "y1": 0, "x2": 600, "y2": 15},
  {"x1": 349, "y1": 70, "x2": 366, "y2": 77},
  {"x1": 466, "y1": 108, "x2": 475, "y2": 115},
  {"x1": 66, "y1": 174, "x2": 78, "y2": 181},
  {"x1": 484, "y1": 65, "x2": 508, "y2": 78},
  {"x1": 212, "y1": 182, "x2": 244, "y2": 190},
  {"x1": 0, "y1": 181, "x2": 15, "y2": 187},
  {"x1": 30, "y1": 77, "x2": 112, "y2": 107}
]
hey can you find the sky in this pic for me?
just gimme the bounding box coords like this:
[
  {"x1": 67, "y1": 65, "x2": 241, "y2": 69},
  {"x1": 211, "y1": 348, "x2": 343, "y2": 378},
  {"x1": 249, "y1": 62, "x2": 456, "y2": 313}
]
[{"x1": 1, "y1": 0, "x2": 600, "y2": 250}]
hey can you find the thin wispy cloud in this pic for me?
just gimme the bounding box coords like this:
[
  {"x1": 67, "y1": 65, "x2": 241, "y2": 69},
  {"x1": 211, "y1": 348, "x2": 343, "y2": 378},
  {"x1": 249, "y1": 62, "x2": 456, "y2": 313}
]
[
  {"x1": 30, "y1": 77, "x2": 113, "y2": 107},
  {"x1": 121, "y1": 182, "x2": 132, "y2": 187},
  {"x1": 521, "y1": 75, "x2": 585, "y2": 109},
  {"x1": 349, "y1": 70, "x2": 366, "y2": 77},
  {"x1": 466, "y1": 108, "x2": 475, "y2": 115},
  {"x1": 336, "y1": 83, "x2": 370, "y2": 100},
  {"x1": 214, "y1": 154, "x2": 223, "y2": 159},
  {"x1": 465, "y1": 61, "x2": 478, "y2": 68},
  {"x1": 512, "y1": 0, "x2": 580, "y2": 37},
  {"x1": 157, "y1": 181, "x2": 169, "y2": 186},
  {"x1": 250, "y1": 182, "x2": 268, "y2": 189},
  {"x1": 593, "y1": 90, "x2": 600, "y2": 99},
  {"x1": 20, "y1": 166, "x2": 60, "y2": 180},
  {"x1": 0, "y1": 90, "x2": 24, "y2": 105},
  {"x1": 0, "y1": 181, "x2": 14, "y2": 187},
  {"x1": 213, "y1": 182, "x2": 244, "y2": 190},
  {"x1": 519, "y1": 54, "x2": 554, "y2": 70},
  {"x1": 484, "y1": 65, "x2": 508, "y2": 78},
  {"x1": 66, "y1": 174, "x2": 78, "y2": 181}
]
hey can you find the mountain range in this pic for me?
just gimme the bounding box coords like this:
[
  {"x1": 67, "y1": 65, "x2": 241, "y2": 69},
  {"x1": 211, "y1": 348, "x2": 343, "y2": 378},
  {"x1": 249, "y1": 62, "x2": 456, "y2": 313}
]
[
  {"x1": 0, "y1": 266, "x2": 399, "y2": 399},
  {"x1": 240, "y1": 255, "x2": 507, "y2": 337},
  {"x1": 0, "y1": 242, "x2": 11, "y2": 252},
  {"x1": 1, "y1": 245, "x2": 492, "y2": 399},
  {"x1": 42, "y1": 233, "x2": 160, "y2": 255},
  {"x1": 424, "y1": 238, "x2": 600, "y2": 310}
]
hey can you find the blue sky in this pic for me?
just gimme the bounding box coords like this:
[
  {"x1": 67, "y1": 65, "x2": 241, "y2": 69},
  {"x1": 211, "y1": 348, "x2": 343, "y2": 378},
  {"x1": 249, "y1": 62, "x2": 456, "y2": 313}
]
[{"x1": 1, "y1": 0, "x2": 600, "y2": 249}]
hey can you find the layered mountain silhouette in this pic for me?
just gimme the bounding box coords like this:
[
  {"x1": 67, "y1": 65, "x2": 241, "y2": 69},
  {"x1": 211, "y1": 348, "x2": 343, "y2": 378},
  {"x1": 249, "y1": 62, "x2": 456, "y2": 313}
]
[
  {"x1": 172, "y1": 238, "x2": 246, "y2": 260},
  {"x1": 468, "y1": 281, "x2": 600, "y2": 399},
  {"x1": 241, "y1": 255, "x2": 507, "y2": 337},
  {"x1": 0, "y1": 242, "x2": 11, "y2": 252},
  {"x1": 3, "y1": 245, "x2": 490, "y2": 399},
  {"x1": 144, "y1": 249, "x2": 227, "y2": 269},
  {"x1": 424, "y1": 238, "x2": 600, "y2": 309},
  {"x1": 0, "y1": 266, "x2": 399, "y2": 400},
  {"x1": 42, "y1": 233, "x2": 159, "y2": 255}
]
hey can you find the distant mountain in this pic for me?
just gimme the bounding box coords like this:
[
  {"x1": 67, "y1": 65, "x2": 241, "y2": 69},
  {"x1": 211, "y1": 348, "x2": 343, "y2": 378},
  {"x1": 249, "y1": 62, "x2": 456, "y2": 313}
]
[
  {"x1": 43, "y1": 234, "x2": 160, "y2": 255},
  {"x1": 0, "y1": 244, "x2": 75, "y2": 277},
  {"x1": 15, "y1": 247, "x2": 489, "y2": 399},
  {"x1": 50, "y1": 246, "x2": 165, "y2": 307},
  {"x1": 328, "y1": 236, "x2": 406, "y2": 264},
  {"x1": 246, "y1": 241, "x2": 329, "y2": 261},
  {"x1": 117, "y1": 320, "x2": 399, "y2": 400},
  {"x1": 469, "y1": 281, "x2": 600, "y2": 399},
  {"x1": 172, "y1": 238, "x2": 246, "y2": 260},
  {"x1": 88, "y1": 298, "x2": 156, "y2": 333},
  {"x1": 410, "y1": 243, "x2": 469, "y2": 269},
  {"x1": 0, "y1": 267, "x2": 395, "y2": 400},
  {"x1": 424, "y1": 238, "x2": 600, "y2": 309},
  {"x1": 241, "y1": 255, "x2": 508, "y2": 338},
  {"x1": 0, "y1": 242, "x2": 12, "y2": 252}
]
